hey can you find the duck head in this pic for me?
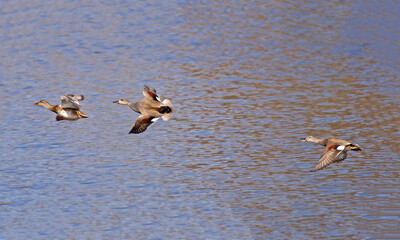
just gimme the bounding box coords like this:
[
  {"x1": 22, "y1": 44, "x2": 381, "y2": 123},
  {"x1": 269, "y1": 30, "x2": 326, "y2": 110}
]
[
  {"x1": 113, "y1": 99, "x2": 131, "y2": 105},
  {"x1": 300, "y1": 136, "x2": 318, "y2": 142},
  {"x1": 34, "y1": 100, "x2": 51, "y2": 108}
]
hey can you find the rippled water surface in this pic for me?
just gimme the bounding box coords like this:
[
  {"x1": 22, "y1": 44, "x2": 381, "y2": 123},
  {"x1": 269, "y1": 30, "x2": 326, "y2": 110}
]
[{"x1": 1, "y1": 1, "x2": 399, "y2": 239}]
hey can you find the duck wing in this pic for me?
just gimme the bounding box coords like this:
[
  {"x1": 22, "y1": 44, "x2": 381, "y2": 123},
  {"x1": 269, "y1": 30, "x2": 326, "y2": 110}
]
[
  {"x1": 129, "y1": 115, "x2": 160, "y2": 134},
  {"x1": 143, "y1": 85, "x2": 161, "y2": 102},
  {"x1": 60, "y1": 94, "x2": 84, "y2": 110},
  {"x1": 314, "y1": 144, "x2": 345, "y2": 171}
]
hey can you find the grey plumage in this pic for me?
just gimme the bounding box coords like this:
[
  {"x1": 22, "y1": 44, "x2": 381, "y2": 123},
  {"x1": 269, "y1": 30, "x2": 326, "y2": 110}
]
[
  {"x1": 300, "y1": 136, "x2": 362, "y2": 171},
  {"x1": 113, "y1": 85, "x2": 173, "y2": 134},
  {"x1": 34, "y1": 94, "x2": 89, "y2": 121}
]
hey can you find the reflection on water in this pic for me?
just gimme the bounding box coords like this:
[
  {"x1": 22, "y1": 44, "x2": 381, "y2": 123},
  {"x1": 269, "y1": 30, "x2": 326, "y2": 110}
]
[{"x1": 0, "y1": 0, "x2": 399, "y2": 239}]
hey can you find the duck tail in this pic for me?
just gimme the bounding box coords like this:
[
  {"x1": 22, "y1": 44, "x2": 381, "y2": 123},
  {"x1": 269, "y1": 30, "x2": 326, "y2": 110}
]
[
  {"x1": 350, "y1": 144, "x2": 362, "y2": 151},
  {"x1": 161, "y1": 99, "x2": 173, "y2": 121},
  {"x1": 77, "y1": 111, "x2": 89, "y2": 118}
]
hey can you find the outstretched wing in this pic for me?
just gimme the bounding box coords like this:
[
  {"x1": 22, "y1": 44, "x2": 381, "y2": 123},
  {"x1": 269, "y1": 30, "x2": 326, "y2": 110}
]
[
  {"x1": 143, "y1": 85, "x2": 161, "y2": 102},
  {"x1": 66, "y1": 94, "x2": 84, "y2": 101},
  {"x1": 129, "y1": 115, "x2": 160, "y2": 134},
  {"x1": 313, "y1": 145, "x2": 344, "y2": 171},
  {"x1": 60, "y1": 94, "x2": 84, "y2": 109}
]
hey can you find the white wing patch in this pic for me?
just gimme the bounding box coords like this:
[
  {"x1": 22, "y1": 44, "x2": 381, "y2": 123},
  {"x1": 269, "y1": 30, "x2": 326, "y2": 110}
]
[
  {"x1": 59, "y1": 110, "x2": 69, "y2": 117},
  {"x1": 151, "y1": 117, "x2": 160, "y2": 122},
  {"x1": 337, "y1": 145, "x2": 345, "y2": 150}
]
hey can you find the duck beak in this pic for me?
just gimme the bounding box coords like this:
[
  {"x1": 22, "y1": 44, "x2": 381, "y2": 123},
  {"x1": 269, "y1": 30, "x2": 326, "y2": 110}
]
[
  {"x1": 33, "y1": 102, "x2": 39, "y2": 105},
  {"x1": 113, "y1": 100, "x2": 119, "y2": 103},
  {"x1": 300, "y1": 137, "x2": 306, "y2": 141}
]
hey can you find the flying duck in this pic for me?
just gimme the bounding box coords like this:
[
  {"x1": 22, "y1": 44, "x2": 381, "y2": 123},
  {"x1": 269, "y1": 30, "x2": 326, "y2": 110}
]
[
  {"x1": 113, "y1": 85, "x2": 173, "y2": 134},
  {"x1": 34, "y1": 94, "x2": 89, "y2": 121},
  {"x1": 300, "y1": 136, "x2": 362, "y2": 171}
]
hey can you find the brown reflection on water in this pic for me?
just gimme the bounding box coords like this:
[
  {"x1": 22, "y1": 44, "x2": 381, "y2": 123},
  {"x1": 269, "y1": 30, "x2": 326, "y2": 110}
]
[
  {"x1": 168, "y1": 0, "x2": 400, "y2": 238},
  {"x1": 1, "y1": 0, "x2": 400, "y2": 239}
]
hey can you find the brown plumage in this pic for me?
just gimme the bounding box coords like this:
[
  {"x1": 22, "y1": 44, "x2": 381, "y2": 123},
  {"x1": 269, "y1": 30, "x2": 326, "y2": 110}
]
[
  {"x1": 300, "y1": 136, "x2": 362, "y2": 171},
  {"x1": 113, "y1": 85, "x2": 173, "y2": 134},
  {"x1": 34, "y1": 94, "x2": 89, "y2": 121}
]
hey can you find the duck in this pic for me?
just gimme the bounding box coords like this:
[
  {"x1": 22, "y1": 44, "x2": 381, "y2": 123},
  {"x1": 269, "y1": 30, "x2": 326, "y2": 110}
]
[
  {"x1": 113, "y1": 85, "x2": 173, "y2": 134},
  {"x1": 34, "y1": 94, "x2": 89, "y2": 121},
  {"x1": 300, "y1": 136, "x2": 362, "y2": 171}
]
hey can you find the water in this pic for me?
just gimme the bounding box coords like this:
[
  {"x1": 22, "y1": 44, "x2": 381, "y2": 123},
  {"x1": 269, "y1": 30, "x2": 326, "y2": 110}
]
[{"x1": 1, "y1": 0, "x2": 399, "y2": 239}]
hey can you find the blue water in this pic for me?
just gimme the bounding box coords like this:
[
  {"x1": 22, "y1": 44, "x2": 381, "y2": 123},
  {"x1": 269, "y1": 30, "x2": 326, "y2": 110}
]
[{"x1": 1, "y1": 0, "x2": 399, "y2": 239}]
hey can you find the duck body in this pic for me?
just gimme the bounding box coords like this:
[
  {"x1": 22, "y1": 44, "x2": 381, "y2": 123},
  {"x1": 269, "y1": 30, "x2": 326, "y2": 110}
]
[
  {"x1": 114, "y1": 85, "x2": 173, "y2": 134},
  {"x1": 300, "y1": 136, "x2": 362, "y2": 171},
  {"x1": 34, "y1": 94, "x2": 89, "y2": 121}
]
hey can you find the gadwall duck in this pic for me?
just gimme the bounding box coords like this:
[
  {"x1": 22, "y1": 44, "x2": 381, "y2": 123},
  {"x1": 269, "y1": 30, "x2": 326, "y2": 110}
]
[
  {"x1": 113, "y1": 85, "x2": 173, "y2": 134},
  {"x1": 34, "y1": 94, "x2": 89, "y2": 121},
  {"x1": 300, "y1": 136, "x2": 362, "y2": 171}
]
